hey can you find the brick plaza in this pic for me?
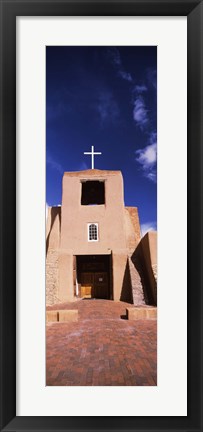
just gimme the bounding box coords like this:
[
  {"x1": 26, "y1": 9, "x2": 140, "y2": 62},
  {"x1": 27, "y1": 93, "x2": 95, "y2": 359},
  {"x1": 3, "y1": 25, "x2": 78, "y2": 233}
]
[{"x1": 46, "y1": 300, "x2": 157, "y2": 386}]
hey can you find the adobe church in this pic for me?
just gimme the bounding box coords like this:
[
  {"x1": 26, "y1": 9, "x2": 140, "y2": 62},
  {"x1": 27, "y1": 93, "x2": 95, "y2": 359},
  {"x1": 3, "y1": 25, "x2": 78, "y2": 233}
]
[{"x1": 46, "y1": 164, "x2": 157, "y2": 307}]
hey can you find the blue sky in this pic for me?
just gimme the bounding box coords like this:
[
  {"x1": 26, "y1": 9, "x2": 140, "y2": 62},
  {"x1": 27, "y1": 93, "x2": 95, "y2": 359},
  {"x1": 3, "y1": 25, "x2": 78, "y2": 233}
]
[{"x1": 46, "y1": 46, "x2": 157, "y2": 235}]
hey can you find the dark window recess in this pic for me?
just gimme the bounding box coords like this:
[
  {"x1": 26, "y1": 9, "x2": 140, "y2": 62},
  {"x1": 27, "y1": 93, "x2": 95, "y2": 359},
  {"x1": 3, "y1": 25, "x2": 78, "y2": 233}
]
[{"x1": 81, "y1": 181, "x2": 105, "y2": 205}]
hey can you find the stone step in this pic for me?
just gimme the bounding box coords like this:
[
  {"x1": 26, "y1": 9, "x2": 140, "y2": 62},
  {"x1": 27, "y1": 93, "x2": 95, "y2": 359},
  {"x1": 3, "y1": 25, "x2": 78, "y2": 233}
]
[
  {"x1": 46, "y1": 309, "x2": 78, "y2": 322},
  {"x1": 126, "y1": 306, "x2": 157, "y2": 320}
]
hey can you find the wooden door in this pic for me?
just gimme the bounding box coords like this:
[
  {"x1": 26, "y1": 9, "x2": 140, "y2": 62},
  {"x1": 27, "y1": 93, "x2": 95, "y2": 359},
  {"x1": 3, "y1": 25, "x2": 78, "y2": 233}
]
[
  {"x1": 94, "y1": 272, "x2": 108, "y2": 299},
  {"x1": 80, "y1": 273, "x2": 94, "y2": 298},
  {"x1": 80, "y1": 272, "x2": 108, "y2": 299}
]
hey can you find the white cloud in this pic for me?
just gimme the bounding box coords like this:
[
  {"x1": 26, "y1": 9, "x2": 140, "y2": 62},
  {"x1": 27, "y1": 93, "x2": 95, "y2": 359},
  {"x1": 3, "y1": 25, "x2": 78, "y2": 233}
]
[
  {"x1": 118, "y1": 70, "x2": 132, "y2": 82},
  {"x1": 141, "y1": 222, "x2": 157, "y2": 237},
  {"x1": 133, "y1": 96, "x2": 148, "y2": 127},
  {"x1": 135, "y1": 133, "x2": 157, "y2": 182},
  {"x1": 136, "y1": 142, "x2": 157, "y2": 166},
  {"x1": 134, "y1": 84, "x2": 147, "y2": 93},
  {"x1": 146, "y1": 171, "x2": 157, "y2": 182},
  {"x1": 107, "y1": 48, "x2": 133, "y2": 83}
]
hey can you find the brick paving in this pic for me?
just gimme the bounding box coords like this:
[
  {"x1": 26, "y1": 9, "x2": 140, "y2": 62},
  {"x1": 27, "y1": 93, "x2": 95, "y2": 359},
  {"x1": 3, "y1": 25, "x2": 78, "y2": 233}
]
[{"x1": 46, "y1": 300, "x2": 157, "y2": 386}]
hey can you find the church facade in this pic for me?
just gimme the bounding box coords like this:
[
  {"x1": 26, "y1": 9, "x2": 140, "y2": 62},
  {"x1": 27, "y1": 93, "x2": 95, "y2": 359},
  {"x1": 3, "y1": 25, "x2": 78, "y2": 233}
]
[{"x1": 46, "y1": 169, "x2": 157, "y2": 306}]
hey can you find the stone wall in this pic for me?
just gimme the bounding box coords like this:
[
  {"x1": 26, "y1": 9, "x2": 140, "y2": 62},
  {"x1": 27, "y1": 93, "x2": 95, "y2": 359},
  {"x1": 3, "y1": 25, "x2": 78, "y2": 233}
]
[
  {"x1": 46, "y1": 250, "x2": 60, "y2": 305},
  {"x1": 127, "y1": 254, "x2": 145, "y2": 305},
  {"x1": 46, "y1": 207, "x2": 61, "y2": 305},
  {"x1": 131, "y1": 232, "x2": 157, "y2": 305},
  {"x1": 124, "y1": 207, "x2": 145, "y2": 305}
]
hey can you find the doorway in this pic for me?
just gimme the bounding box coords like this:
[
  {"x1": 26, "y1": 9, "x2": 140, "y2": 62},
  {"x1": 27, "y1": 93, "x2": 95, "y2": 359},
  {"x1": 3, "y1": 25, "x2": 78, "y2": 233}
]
[{"x1": 76, "y1": 255, "x2": 112, "y2": 299}]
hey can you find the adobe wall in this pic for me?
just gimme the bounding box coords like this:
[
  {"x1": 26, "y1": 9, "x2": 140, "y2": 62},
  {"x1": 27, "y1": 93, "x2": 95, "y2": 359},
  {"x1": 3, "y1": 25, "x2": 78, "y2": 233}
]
[
  {"x1": 59, "y1": 170, "x2": 129, "y2": 301},
  {"x1": 60, "y1": 170, "x2": 127, "y2": 254},
  {"x1": 46, "y1": 206, "x2": 61, "y2": 305},
  {"x1": 134, "y1": 231, "x2": 157, "y2": 305},
  {"x1": 58, "y1": 252, "x2": 74, "y2": 302},
  {"x1": 124, "y1": 207, "x2": 141, "y2": 251},
  {"x1": 46, "y1": 170, "x2": 152, "y2": 306}
]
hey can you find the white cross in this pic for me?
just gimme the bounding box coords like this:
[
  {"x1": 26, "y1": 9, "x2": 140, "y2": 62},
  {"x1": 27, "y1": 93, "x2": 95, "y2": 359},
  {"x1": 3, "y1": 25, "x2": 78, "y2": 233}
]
[{"x1": 84, "y1": 145, "x2": 102, "y2": 169}]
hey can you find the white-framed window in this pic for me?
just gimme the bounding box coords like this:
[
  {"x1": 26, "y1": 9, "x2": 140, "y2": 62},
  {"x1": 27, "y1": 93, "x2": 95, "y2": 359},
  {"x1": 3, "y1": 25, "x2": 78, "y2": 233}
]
[{"x1": 88, "y1": 223, "x2": 99, "y2": 242}]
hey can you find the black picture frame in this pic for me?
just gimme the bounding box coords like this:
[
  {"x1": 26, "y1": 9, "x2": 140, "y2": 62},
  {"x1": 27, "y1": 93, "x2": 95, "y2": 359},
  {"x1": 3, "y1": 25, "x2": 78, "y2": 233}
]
[{"x1": 0, "y1": 0, "x2": 202, "y2": 431}]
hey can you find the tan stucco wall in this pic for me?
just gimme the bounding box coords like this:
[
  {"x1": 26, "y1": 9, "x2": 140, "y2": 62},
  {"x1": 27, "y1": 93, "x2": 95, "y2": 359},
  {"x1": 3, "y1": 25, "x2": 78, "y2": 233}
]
[
  {"x1": 141, "y1": 231, "x2": 157, "y2": 267},
  {"x1": 58, "y1": 252, "x2": 74, "y2": 302},
  {"x1": 46, "y1": 207, "x2": 61, "y2": 250},
  {"x1": 60, "y1": 169, "x2": 127, "y2": 255},
  {"x1": 140, "y1": 231, "x2": 157, "y2": 304},
  {"x1": 111, "y1": 252, "x2": 127, "y2": 301},
  {"x1": 124, "y1": 207, "x2": 141, "y2": 251},
  {"x1": 58, "y1": 169, "x2": 129, "y2": 301}
]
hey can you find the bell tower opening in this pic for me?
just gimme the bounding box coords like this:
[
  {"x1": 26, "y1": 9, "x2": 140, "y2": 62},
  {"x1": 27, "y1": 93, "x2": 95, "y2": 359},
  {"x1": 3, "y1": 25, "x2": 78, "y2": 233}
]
[{"x1": 81, "y1": 180, "x2": 105, "y2": 205}]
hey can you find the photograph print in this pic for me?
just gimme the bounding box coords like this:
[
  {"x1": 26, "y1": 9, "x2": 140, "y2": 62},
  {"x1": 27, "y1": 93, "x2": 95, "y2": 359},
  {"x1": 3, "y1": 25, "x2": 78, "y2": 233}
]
[{"x1": 46, "y1": 46, "x2": 157, "y2": 386}]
